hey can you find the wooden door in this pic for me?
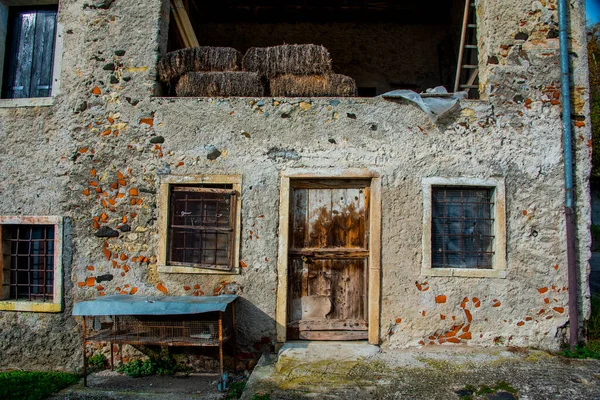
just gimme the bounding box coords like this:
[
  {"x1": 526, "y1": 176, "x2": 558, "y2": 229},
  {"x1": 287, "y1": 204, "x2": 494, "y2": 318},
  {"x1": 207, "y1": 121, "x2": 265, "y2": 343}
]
[{"x1": 287, "y1": 179, "x2": 370, "y2": 340}]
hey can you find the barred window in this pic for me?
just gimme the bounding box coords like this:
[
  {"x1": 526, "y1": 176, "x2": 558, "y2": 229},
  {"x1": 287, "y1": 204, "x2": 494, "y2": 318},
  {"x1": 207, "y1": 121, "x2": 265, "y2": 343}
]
[
  {"x1": 167, "y1": 184, "x2": 237, "y2": 270},
  {"x1": 431, "y1": 186, "x2": 494, "y2": 269},
  {"x1": 2, "y1": 225, "x2": 55, "y2": 300}
]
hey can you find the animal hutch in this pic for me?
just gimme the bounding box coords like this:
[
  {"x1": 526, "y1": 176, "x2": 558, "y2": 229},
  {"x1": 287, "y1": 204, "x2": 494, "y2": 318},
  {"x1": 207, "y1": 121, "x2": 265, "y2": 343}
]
[{"x1": 73, "y1": 294, "x2": 237, "y2": 385}]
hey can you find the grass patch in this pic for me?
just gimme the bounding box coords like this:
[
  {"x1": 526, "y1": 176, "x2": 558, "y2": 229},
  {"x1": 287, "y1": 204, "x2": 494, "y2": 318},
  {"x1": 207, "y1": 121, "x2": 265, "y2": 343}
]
[
  {"x1": 225, "y1": 380, "x2": 247, "y2": 400},
  {"x1": 87, "y1": 354, "x2": 108, "y2": 372},
  {"x1": 0, "y1": 370, "x2": 80, "y2": 400},
  {"x1": 562, "y1": 294, "x2": 600, "y2": 359},
  {"x1": 561, "y1": 343, "x2": 600, "y2": 359},
  {"x1": 588, "y1": 295, "x2": 600, "y2": 340},
  {"x1": 457, "y1": 381, "x2": 518, "y2": 399},
  {"x1": 116, "y1": 356, "x2": 189, "y2": 378}
]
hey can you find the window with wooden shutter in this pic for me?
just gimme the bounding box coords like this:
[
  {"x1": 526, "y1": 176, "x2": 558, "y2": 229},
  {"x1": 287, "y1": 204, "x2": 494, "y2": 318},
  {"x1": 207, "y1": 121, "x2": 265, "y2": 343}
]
[
  {"x1": 167, "y1": 184, "x2": 237, "y2": 271},
  {"x1": 2, "y1": 6, "x2": 57, "y2": 99}
]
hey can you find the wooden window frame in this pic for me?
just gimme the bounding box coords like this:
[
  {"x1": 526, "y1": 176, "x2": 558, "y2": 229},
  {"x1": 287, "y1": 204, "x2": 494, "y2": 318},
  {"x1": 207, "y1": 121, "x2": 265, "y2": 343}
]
[
  {"x1": 421, "y1": 177, "x2": 507, "y2": 279},
  {"x1": 0, "y1": 0, "x2": 63, "y2": 107},
  {"x1": 157, "y1": 174, "x2": 242, "y2": 275},
  {"x1": 0, "y1": 215, "x2": 63, "y2": 312},
  {"x1": 275, "y1": 169, "x2": 382, "y2": 346}
]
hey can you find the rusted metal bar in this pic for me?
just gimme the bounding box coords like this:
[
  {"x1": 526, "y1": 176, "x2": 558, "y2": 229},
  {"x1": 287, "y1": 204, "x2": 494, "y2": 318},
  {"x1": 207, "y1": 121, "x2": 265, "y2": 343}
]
[
  {"x1": 82, "y1": 317, "x2": 87, "y2": 387},
  {"x1": 218, "y1": 311, "x2": 224, "y2": 378},
  {"x1": 110, "y1": 341, "x2": 114, "y2": 370},
  {"x1": 232, "y1": 303, "x2": 236, "y2": 361}
]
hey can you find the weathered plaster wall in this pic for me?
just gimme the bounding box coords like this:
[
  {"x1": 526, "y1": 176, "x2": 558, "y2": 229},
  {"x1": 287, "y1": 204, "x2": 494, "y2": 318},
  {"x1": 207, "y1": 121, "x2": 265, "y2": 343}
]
[{"x1": 0, "y1": 0, "x2": 591, "y2": 371}]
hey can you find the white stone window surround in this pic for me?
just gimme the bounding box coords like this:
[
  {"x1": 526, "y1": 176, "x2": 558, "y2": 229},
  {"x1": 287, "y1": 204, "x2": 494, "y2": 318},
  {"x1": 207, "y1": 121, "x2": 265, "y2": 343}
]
[
  {"x1": 421, "y1": 177, "x2": 507, "y2": 279},
  {"x1": 0, "y1": 215, "x2": 64, "y2": 312},
  {"x1": 157, "y1": 174, "x2": 243, "y2": 275},
  {"x1": 0, "y1": 0, "x2": 63, "y2": 108}
]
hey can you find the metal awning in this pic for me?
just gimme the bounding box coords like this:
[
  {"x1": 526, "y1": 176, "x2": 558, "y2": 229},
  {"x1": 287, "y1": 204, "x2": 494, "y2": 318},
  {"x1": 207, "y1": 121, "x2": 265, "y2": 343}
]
[{"x1": 72, "y1": 295, "x2": 238, "y2": 316}]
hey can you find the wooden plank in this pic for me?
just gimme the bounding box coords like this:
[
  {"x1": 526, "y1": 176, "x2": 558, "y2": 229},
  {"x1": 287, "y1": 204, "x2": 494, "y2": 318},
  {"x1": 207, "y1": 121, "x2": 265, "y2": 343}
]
[
  {"x1": 0, "y1": 226, "x2": 6, "y2": 300},
  {"x1": 30, "y1": 10, "x2": 56, "y2": 97},
  {"x1": 291, "y1": 188, "x2": 308, "y2": 249},
  {"x1": 331, "y1": 187, "x2": 346, "y2": 248},
  {"x1": 307, "y1": 188, "x2": 331, "y2": 248},
  {"x1": 168, "y1": 260, "x2": 231, "y2": 270},
  {"x1": 368, "y1": 177, "x2": 382, "y2": 345},
  {"x1": 289, "y1": 248, "x2": 369, "y2": 258},
  {"x1": 454, "y1": 0, "x2": 471, "y2": 92},
  {"x1": 347, "y1": 259, "x2": 366, "y2": 320},
  {"x1": 287, "y1": 257, "x2": 304, "y2": 321},
  {"x1": 171, "y1": 0, "x2": 199, "y2": 48},
  {"x1": 11, "y1": 11, "x2": 37, "y2": 98},
  {"x1": 291, "y1": 179, "x2": 371, "y2": 189},
  {"x1": 227, "y1": 194, "x2": 236, "y2": 268},
  {"x1": 290, "y1": 319, "x2": 368, "y2": 331},
  {"x1": 172, "y1": 187, "x2": 237, "y2": 194},
  {"x1": 170, "y1": 225, "x2": 233, "y2": 232},
  {"x1": 298, "y1": 330, "x2": 369, "y2": 341},
  {"x1": 275, "y1": 176, "x2": 291, "y2": 344}
]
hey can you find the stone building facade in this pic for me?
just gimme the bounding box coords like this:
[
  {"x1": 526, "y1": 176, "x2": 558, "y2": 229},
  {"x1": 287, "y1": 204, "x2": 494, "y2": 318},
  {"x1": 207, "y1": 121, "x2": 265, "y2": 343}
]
[{"x1": 0, "y1": 0, "x2": 592, "y2": 371}]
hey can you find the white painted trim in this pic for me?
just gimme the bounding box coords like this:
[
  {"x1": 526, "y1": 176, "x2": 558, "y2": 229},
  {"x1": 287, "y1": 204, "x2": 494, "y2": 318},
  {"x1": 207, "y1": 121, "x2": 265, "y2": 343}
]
[
  {"x1": 0, "y1": 97, "x2": 54, "y2": 107},
  {"x1": 421, "y1": 177, "x2": 507, "y2": 279},
  {"x1": 0, "y1": 215, "x2": 63, "y2": 312}
]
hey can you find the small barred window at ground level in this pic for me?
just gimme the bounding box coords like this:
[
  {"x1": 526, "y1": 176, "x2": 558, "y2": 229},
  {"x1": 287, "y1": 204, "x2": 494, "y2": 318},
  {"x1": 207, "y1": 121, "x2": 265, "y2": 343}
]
[
  {"x1": 2, "y1": 225, "x2": 55, "y2": 301},
  {"x1": 431, "y1": 187, "x2": 495, "y2": 269}
]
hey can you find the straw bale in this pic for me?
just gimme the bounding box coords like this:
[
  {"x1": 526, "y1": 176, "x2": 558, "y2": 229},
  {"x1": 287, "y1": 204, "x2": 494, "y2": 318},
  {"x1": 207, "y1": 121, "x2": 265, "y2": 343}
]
[
  {"x1": 269, "y1": 74, "x2": 357, "y2": 97},
  {"x1": 157, "y1": 47, "x2": 242, "y2": 83},
  {"x1": 243, "y1": 44, "x2": 332, "y2": 78},
  {"x1": 176, "y1": 72, "x2": 264, "y2": 97}
]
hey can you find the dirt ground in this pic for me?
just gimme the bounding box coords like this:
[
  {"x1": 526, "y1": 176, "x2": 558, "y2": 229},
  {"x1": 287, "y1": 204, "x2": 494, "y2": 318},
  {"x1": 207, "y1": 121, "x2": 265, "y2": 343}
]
[{"x1": 49, "y1": 370, "x2": 235, "y2": 400}]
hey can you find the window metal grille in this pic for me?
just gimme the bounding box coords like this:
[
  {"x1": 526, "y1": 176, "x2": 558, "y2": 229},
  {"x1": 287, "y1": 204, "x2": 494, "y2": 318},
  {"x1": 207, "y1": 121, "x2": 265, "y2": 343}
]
[
  {"x1": 168, "y1": 184, "x2": 236, "y2": 270},
  {"x1": 431, "y1": 186, "x2": 494, "y2": 269},
  {"x1": 3, "y1": 225, "x2": 55, "y2": 301}
]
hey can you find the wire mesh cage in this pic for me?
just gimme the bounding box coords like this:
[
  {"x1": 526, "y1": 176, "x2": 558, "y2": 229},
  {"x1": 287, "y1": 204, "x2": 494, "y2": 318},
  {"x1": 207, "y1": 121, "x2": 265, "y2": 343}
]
[{"x1": 87, "y1": 310, "x2": 234, "y2": 347}]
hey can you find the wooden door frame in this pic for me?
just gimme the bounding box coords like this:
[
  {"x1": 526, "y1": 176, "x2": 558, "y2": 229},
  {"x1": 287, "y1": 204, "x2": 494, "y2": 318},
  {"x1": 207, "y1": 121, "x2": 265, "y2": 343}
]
[{"x1": 275, "y1": 168, "x2": 382, "y2": 345}]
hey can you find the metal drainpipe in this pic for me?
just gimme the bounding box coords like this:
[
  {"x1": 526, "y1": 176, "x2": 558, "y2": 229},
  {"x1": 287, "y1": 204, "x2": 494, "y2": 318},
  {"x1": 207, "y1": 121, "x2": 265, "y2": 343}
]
[{"x1": 558, "y1": 0, "x2": 578, "y2": 351}]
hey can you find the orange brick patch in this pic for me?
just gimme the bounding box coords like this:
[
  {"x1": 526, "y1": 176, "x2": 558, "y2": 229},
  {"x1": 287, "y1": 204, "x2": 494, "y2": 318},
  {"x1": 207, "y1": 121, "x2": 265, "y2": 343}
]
[{"x1": 156, "y1": 283, "x2": 168, "y2": 294}]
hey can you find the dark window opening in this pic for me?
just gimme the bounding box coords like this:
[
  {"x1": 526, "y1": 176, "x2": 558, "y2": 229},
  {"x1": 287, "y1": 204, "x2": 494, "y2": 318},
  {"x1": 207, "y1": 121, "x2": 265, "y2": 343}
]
[
  {"x1": 2, "y1": 225, "x2": 55, "y2": 301},
  {"x1": 2, "y1": 6, "x2": 57, "y2": 99},
  {"x1": 431, "y1": 186, "x2": 494, "y2": 269},
  {"x1": 167, "y1": 184, "x2": 237, "y2": 270},
  {"x1": 165, "y1": 0, "x2": 478, "y2": 97}
]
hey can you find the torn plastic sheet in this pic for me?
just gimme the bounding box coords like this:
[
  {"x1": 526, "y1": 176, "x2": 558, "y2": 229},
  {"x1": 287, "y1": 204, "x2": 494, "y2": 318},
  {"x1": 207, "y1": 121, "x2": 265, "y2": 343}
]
[{"x1": 380, "y1": 86, "x2": 467, "y2": 123}]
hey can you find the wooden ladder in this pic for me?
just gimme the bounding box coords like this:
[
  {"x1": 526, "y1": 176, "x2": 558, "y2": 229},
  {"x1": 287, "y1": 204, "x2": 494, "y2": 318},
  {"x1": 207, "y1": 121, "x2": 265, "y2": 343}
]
[{"x1": 454, "y1": 0, "x2": 479, "y2": 95}]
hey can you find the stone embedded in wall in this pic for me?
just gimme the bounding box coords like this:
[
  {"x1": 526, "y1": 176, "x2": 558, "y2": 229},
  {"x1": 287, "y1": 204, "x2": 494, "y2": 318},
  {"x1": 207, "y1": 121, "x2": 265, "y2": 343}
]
[
  {"x1": 83, "y1": 0, "x2": 115, "y2": 10},
  {"x1": 267, "y1": 147, "x2": 299, "y2": 160},
  {"x1": 119, "y1": 224, "x2": 131, "y2": 232},
  {"x1": 207, "y1": 146, "x2": 222, "y2": 160},
  {"x1": 96, "y1": 274, "x2": 114, "y2": 283},
  {"x1": 94, "y1": 226, "x2": 120, "y2": 238},
  {"x1": 150, "y1": 136, "x2": 165, "y2": 144}
]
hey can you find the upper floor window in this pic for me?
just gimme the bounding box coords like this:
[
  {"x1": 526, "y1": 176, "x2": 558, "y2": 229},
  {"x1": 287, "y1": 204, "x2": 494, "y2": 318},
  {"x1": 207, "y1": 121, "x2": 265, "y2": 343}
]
[{"x1": 2, "y1": 5, "x2": 57, "y2": 99}]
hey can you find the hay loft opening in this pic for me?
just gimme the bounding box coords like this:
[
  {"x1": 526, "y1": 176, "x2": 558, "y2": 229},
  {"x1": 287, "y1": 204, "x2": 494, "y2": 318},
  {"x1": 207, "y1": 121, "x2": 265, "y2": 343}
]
[{"x1": 163, "y1": 0, "x2": 479, "y2": 98}]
